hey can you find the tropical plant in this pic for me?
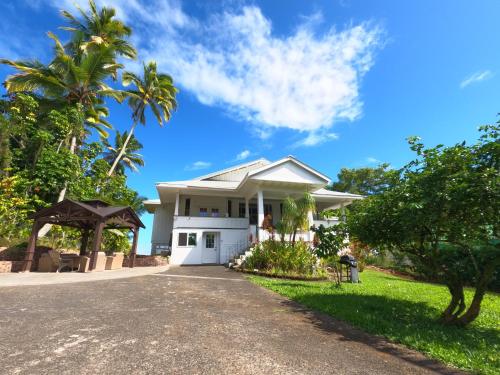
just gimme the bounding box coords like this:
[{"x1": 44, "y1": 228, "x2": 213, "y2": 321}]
[
  {"x1": 102, "y1": 130, "x2": 144, "y2": 174},
  {"x1": 245, "y1": 240, "x2": 322, "y2": 278},
  {"x1": 348, "y1": 125, "x2": 500, "y2": 326},
  {"x1": 107, "y1": 61, "x2": 178, "y2": 176},
  {"x1": 61, "y1": 0, "x2": 136, "y2": 60},
  {"x1": 279, "y1": 192, "x2": 316, "y2": 245}
]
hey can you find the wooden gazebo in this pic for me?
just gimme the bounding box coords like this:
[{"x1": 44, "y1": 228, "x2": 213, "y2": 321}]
[{"x1": 23, "y1": 199, "x2": 145, "y2": 272}]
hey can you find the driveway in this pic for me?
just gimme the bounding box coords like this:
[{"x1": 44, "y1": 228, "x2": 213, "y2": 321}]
[{"x1": 0, "y1": 266, "x2": 461, "y2": 374}]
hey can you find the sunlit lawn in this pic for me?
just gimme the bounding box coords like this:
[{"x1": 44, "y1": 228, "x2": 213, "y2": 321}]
[{"x1": 249, "y1": 269, "x2": 500, "y2": 374}]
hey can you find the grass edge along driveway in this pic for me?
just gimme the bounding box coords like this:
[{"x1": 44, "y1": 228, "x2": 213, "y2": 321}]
[{"x1": 249, "y1": 269, "x2": 499, "y2": 375}]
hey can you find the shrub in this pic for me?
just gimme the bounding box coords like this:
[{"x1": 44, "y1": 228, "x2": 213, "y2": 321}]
[{"x1": 244, "y1": 240, "x2": 322, "y2": 278}]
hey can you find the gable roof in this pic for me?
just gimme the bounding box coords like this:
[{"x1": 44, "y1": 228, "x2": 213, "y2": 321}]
[
  {"x1": 236, "y1": 155, "x2": 330, "y2": 189},
  {"x1": 194, "y1": 158, "x2": 270, "y2": 182},
  {"x1": 31, "y1": 199, "x2": 145, "y2": 229}
]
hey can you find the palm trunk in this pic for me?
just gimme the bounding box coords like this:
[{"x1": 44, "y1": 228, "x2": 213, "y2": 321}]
[
  {"x1": 107, "y1": 122, "x2": 137, "y2": 176},
  {"x1": 37, "y1": 136, "x2": 77, "y2": 238}
]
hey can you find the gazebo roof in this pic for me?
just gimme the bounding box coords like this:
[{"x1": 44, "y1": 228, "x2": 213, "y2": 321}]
[{"x1": 30, "y1": 199, "x2": 145, "y2": 230}]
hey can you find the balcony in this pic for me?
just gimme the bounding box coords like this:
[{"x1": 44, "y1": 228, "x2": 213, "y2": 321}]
[{"x1": 173, "y1": 215, "x2": 249, "y2": 229}]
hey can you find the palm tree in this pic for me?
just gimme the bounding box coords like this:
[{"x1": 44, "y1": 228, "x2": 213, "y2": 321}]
[
  {"x1": 60, "y1": 0, "x2": 136, "y2": 60},
  {"x1": 107, "y1": 61, "x2": 178, "y2": 176},
  {"x1": 0, "y1": 1, "x2": 132, "y2": 236},
  {"x1": 102, "y1": 130, "x2": 144, "y2": 174},
  {"x1": 280, "y1": 192, "x2": 316, "y2": 245}
]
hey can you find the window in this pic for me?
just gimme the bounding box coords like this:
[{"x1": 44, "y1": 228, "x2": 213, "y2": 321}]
[
  {"x1": 238, "y1": 202, "x2": 246, "y2": 218},
  {"x1": 178, "y1": 233, "x2": 187, "y2": 246},
  {"x1": 264, "y1": 203, "x2": 273, "y2": 216},
  {"x1": 188, "y1": 233, "x2": 197, "y2": 246},
  {"x1": 227, "y1": 200, "x2": 232, "y2": 217},
  {"x1": 178, "y1": 232, "x2": 197, "y2": 246},
  {"x1": 184, "y1": 198, "x2": 191, "y2": 216},
  {"x1": 211, "y1": 208, "x2": 219, "y2": 217},
  {"x1": 199, "y1": 208, "x2": 208, "y2": 217},
  {"x1": 206, "y1": 233, "x2": 215, "y2": 248},
  {"x1": 249, "y1": 203, "x2": 257, "y2": 225}
]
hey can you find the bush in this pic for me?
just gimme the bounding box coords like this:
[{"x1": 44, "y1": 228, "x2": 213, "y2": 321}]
[{"x1": 245, "y1": 240, "x2": 323, "y2": 278}]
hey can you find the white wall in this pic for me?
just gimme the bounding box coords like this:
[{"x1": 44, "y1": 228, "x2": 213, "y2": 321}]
[
  {"x1": 151, "y1": 203, "x2": 174, "y2": 254},
  {"x1": 170, "y1": 228, "x2": 248, "y2": 265}
]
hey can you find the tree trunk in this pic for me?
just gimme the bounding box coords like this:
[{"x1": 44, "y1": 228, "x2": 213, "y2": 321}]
[
  {"x1": 291, "y1": 230, "x2": 297, "y2": 246},
  {"x1": 440, "y1": 283, "x2": 465, "y2": 323},
  {"x1": 454, "y1": 260, "x2": 498, "y2": 326},
  {"x1": 107, "y1": 122, "x2": 137, "y2": 177},
  {"x1": 37, "y1": 135, "x2": 77, "y2": 238}
]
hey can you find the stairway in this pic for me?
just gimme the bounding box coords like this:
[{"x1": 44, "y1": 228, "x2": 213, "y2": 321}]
[{"x1": 227, "y1": 248, "x2": 254, "y2": 269}]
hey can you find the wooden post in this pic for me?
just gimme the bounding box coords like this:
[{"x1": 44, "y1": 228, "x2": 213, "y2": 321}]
[
  {"x1": 129, "y1": 227, "x2": 139, "y2": 268},
  {"x1": 23, "y1": 221, "x2": 41, "y2": 272},
  {"x1": 89, "y1": 221, "x2": 104, "y2": 271},
  {"x1": 80, "y1": 229, "x2": 90, "y2": 256}
]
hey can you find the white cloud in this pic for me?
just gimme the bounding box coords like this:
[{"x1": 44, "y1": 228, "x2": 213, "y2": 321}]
[
  {"x1": 293, "y1": 131, "x2": 339, "y2": 147},
  {"x1": 45, "y1": 1, "x2": 383, "y2": 145},
  {"x1": 185, "y1": 161, "x2": 211, "y2": 171},
  {"x1": 366, "y1": 156, "x2": 381, "y2": 164},
  {"x1": 235, "y1": 150, "x2": 251, "y2": 161},
  {"x1": 460, "y1": 70, "x2": 493, "y2": 88}
]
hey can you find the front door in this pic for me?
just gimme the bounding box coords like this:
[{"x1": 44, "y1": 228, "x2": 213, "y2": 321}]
[{"x1": 202, "y1": 232, "x2": 218, "y2": 264}]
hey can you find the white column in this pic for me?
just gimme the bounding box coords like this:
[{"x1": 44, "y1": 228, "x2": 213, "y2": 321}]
[
  {"x1": 308, "y1": 209, "x2": 314, "y2": 242},
  {"x1": 257, "y1": 190, "x2": 264, "y2": 241},
  {"x1": 174, "y1": 192, "x2": 180, "y2": 216},
  {"x1": 245, "y1": 198, "x2": 249, "y2": 218},
  {"x1": 341, "y1": 203, "x2": 346, "y2": 223}
]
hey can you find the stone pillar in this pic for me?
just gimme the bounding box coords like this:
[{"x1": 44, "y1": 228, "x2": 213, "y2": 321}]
[{"x1": 257, "y1": 190, "x2": 264, "y2": 241}]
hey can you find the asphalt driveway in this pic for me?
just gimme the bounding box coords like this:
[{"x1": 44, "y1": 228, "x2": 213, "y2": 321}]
[{"x1": 0, "y1": 266, "x2": 461, "y2": 374}]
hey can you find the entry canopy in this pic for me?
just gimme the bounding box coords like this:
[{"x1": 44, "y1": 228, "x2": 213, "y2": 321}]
[{"x1": 31, "y1": 199, "x2": 145, "y2": 230}]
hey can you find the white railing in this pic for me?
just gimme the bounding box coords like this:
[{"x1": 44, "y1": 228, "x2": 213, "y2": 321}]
[
  {"x1": 313, "y1": 218, "x2": 341, "y2": 228},
  {"x1": 173, "y1": 216, "x2": 249, "y2": 229}
]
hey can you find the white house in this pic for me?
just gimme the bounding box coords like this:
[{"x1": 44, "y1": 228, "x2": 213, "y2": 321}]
[{"x1": 144, "y1": 156, "x2": 362, "y2": 265}]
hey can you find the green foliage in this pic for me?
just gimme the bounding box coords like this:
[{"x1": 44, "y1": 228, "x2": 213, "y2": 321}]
[
  {"x1": 311, "y1": 223, "x2": 348, "y2": 259},
  {"x1": 278, "y1": 192, "x2": 316, "y2": 244},
  {"x1": 0, "y1": 175, "x2": 43, "y2": 240},
  {"x1": 0, "y1": 1, "x2": 151, "y2": 250},
  {"x1": 102, "y1": 130, "x2": 144, "y2": 174},
  {"x1": 348, "y1": 125, "x2": 500, "y2": 326},
  {"x1": 251, "y1": 269, "x2": 500, "y2": 375},
  {"x1": 244, "y1": 240, "x2": 322, "y2": 278},
  {"x1": 329, "y1": 163, "x2": 398, "y2": 195},
  {"x1": 102, "y1": 230, "x2": 131, "y2": 255}
]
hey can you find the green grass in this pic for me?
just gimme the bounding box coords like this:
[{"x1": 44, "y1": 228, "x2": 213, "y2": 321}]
[{"x1": 249, "y1": 269, "x2": 500, "y2": 375}]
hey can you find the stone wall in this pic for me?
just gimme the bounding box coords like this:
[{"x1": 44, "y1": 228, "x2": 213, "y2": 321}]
[{"x1": 122, "y1": 255, "x2": 169, "y2": 267}]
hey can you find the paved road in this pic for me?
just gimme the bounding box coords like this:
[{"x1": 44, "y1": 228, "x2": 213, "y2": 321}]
[{"x1": 0, "y1": 266, "x2": 462, "y2": 375}]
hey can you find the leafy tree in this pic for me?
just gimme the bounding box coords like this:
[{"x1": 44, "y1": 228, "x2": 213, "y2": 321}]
[
  {"x1": 279, "y1": 192, "x2": 316, "y2": 245},
  {"x1": 102, "y1": 130, "x2": 144, "y2": 174},
  {"x1": 107, "y1": 61, "x2": 178, "y2": 176},
  {"x1": 348, "y1": 125, "x2": 499, "y2": 326},
  {"x1": 311, "y1": 223, "x2": 349, "y2": 284},
  {"x1": 329, "y1": 163, "x2": 398, "y2": 195}
]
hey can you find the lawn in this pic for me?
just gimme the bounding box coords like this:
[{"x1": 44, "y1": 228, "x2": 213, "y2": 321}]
[{"x1": 249, "y1": 269, "x2": 500, "y2": 375}]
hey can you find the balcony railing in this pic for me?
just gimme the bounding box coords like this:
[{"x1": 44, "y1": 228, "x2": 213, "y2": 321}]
[
  {"x1": 173, "y1": 215, "x2": 249, "y2": 229},
  {"x1": 312, "y1": 218, "x2": 341, "y2": 228}
]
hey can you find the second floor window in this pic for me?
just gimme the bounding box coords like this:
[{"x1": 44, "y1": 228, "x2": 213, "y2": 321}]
[
  {"x1": 184, "y1": 198, "x2": 191, "y2": 216},
  {"x1": 211, "y1": 208, "x2": 219, "y2": 217},
  {"x1": 199, "y1": 208, "x2": 208, "y2": 217}
]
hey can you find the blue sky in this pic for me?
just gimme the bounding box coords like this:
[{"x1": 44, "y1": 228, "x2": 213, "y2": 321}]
[{"x1": 1, "y1": 0, "x2": 499, "y2": 253}]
